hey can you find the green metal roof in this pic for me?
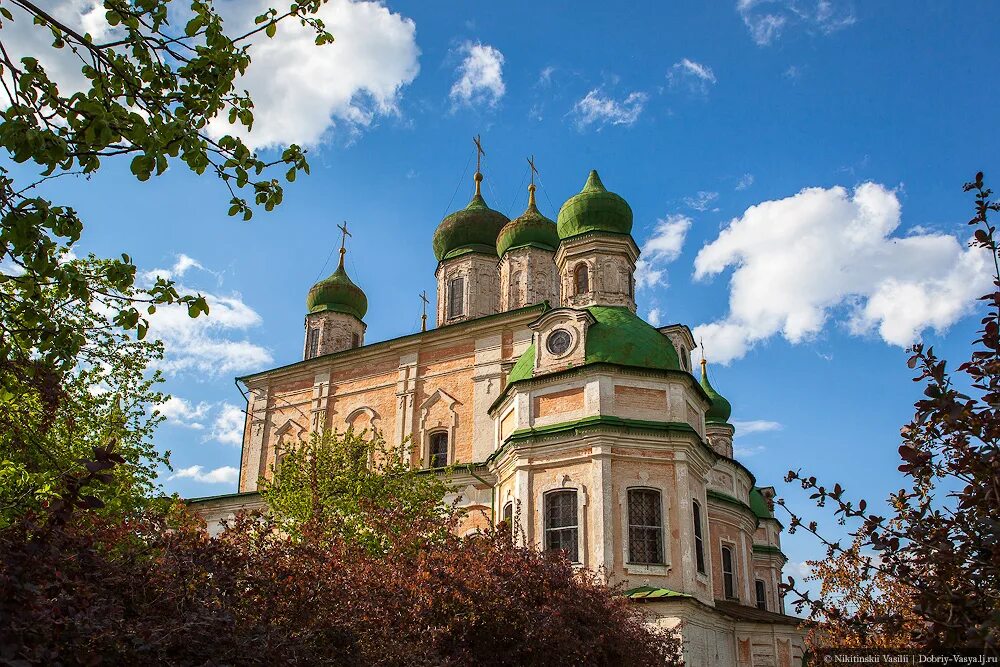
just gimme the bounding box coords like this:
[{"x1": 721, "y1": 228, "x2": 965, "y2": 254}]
[
  {"x1": 623, "y1": 586, "x2": 691, "y2": 600},
  {"x1": 699, "y1": 360, "x2": 732, "y2": 424},
  {"x1": 506, "y1": 306, "x2": 681, "y2": 385},
  {"x1": 556, "y1": 170, "x2": 633, "y2": 241},
  {"x1": 306, "y1": 258, "x2": 368, "y2": 320},
  {"x1": 433, "y1": 192, "x2": 509, "y2": 261},
  {"x1": 749, "y1": 487, "x2": 774, "y2": 520},
  {"x1": 496, "y1": 186, "x2": 559, "y2": 257}
]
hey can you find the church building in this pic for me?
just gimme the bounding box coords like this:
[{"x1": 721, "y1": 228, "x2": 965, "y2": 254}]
[{"x1": 191, "y1": 154, "x2": 807, "y2": 667}]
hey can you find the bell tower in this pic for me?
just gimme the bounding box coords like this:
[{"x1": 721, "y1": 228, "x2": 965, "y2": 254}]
[{"x1": 303, "y1": 222, "x2": 367, "y2": 359}]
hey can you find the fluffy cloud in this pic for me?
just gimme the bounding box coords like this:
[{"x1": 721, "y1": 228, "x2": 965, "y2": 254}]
[
  {"x1": 207, "y1": 0, "x2": 419, "y2": 149},
  {"x1": 143, "y1": 254, "x2": 206, "y2": 283},
  {"x1": 731, "y1": 419, "x2": 783, "y2": 436},
  {"x1": 693, "y1": 183, "x2": 993, "y2": 363},
  {"x1": 211, "y1": 403, "x2": 246, "y2": 446},
  {"x1": 170, "y1": 465, "x2": 239, "y2": 484},
  {"x1": 635, "y1": 214, "x2": 692, "y2": 289},
  {"x1": 733, "y1": 444, "x2": 766, "y2": 457},
  {"x1": 158, "y1": 397, "x2": 212, "y2": 430},
  {"x1": 449, "y1": 42, "x2": 505, "y2": 109},
  {"x1": 667, "y1": 58, "x2": 717, "y2": 96},
  {"x1": 570, "y1": 90, "x2": 647, "y2": 131},
  {"x1": 735, "y1": 173, "x2": 755, "y2": 191},
  {"x1": 646, "y1": 308, "x2": 663, "y2": 327},
  {"x1": 737, "y1": 0, "x2": 856, "y2": 46},
  {"x1": 684, "y1": 191, "x2": 720, "y2": 212}
]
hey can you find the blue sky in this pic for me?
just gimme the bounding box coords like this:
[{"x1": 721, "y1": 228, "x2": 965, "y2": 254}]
[{"x1": 11, "y1": 1, "x2": 1000, "y2": 582}]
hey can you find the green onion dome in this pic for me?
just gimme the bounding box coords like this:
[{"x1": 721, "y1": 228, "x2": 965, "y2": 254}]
[
  {"x1": 496, "y1": 184, "x2": 559, "y2": 257},
  {"x1": 556, "y1": 170, "x2": 633, "y2": 241},
  {"x1": 306, "y1": 254, "x2": 368, "y2": 320},
  {"x1": 432, "y1": 173, "x2": 509, "y2": 261},
  {"x1": 699, "y1": 359, "x2": 732, "y2": 424}
]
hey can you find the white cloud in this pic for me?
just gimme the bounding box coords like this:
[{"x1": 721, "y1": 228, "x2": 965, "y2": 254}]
[
  {"x1": 667, "y1": 58, "x2": 717, "y2": 96},
  {"x1": 211, "y1": 403, "x2": 246, "y2": 446},
  {"x1": 737, "y1": 0, "x2": 855, "y2": 46},
  {"x1": 731, "y1": 419, "x2": 783, "y2": 436},
  {"x1": 170, "y1": 465, "x2": 239, "y2": 484},
  {"x1": 736, "y1": 173, "x2": 754, "y2": 191},
  {"x1": 158, "y1": 396, "x2": 212, "y2": 430},
  {"x1": 646, "y1": 308, "x2": 663, "y2": 327},
  {"x1": 635, "y1": 214, "x2": 692, "y2": 289},
  {"x1": 449, "y1": 42, "x2": 505, "y2": 109},
  {"x1": 207, "y1": 0, "x2": 419, "y2": 149},
  {"x1": 684, "y1": 191, "x2": 719, "y2": 211},
  {"x1": 733, "y1": 444, "x2": 766, "y2": 457},
  {"x1": 570, "y1": 89, "x2": 647, "y2": 131},
  {"x1": 537, "y1": 66, "x2": 556, "y2": 87},
  {"x1": 692, "y1": 183, "x2": 993, "y2": 363},
  {"x1": 143, "y1": 253, "x2": 206, "y2": 282}
]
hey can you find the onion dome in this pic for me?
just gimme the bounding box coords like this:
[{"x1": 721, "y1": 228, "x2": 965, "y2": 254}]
[
  {"x1": 700, "y1": 358, "x2": 732, "y2": 424},
  {"x1": 306, "y1": 252, "x2": 368, "y2": 320},
  {"x1": 497, "y1": 183, "x2": 559, "y2": 257},
  {"x1": 433, "y1": 172, "x2": 509, "y2": 262},
  {"x1": 556, "y1": 170, "x2": 633, "y2": 241}
]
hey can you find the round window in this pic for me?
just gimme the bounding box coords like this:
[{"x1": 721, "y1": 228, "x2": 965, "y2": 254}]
[{"x1": 546, "y1": 329, "x2": 573, "y2": 356}]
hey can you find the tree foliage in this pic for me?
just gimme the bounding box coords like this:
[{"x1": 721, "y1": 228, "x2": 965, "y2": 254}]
[
  {"x1": 0, "y1": 255, "x2": 170, "y2": 527},
  {"x1": 260, "y1": 428, "x2": 455, "y2": 553},
  {"x1": 0, "y1": 0, "x2": 332, "y2": 398},
  {"x1": 780, "y1": 172, "x2": 1000, "y2": 651}
]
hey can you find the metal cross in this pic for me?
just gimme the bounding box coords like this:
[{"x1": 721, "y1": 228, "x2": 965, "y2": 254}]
[
  {"x1": 419, "y1": 290, "x2": 429, "y2": 332},
  {"x1": 473, "y1": 134, "x2": 486, "y2": 173},
  {"x1": 337, "y1": 220, "x2": 351, "y2": 253},
  {"x1": 527, "y1": 155, "x2": 538, "y2": 187}
]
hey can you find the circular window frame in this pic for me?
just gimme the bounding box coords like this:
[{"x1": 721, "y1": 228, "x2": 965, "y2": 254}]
[{"x1": 545, "y1": 328, "x2": 575, "y2": 358}]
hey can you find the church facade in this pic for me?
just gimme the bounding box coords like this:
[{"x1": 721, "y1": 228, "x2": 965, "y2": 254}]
[{"x1": 191, "y1": 163, "x2": 807, "y2": 667}]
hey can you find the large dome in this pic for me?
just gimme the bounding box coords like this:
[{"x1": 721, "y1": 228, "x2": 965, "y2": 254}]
[
  {"x1": 496, "y1": 185, "x2": 559, "y2": 257},
  {"x1": 306, "y1": 260, "x2": 368, "y2": 320},
  {"x1": 556, "y1": 170, "x2": 633, "y2": 240},
  {"x1": 433, "y1": 175, "x2": 509, "y2": 262}
]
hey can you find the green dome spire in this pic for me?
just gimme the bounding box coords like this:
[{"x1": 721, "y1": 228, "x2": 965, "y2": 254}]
[
  {"x1": 497, "y1": 184, "x2": 559, "y2": 257},
  {"x1": 432, "y1": 171, "x2": 509, "y2": 261},
  {"x1": 306, "y1": 242, "x2": 368, "y2": 321},
  {"x1": 699, "y1": 358, "x2": 732, "y2": 424},
  {"x1": 556, "y1": 169, "x2": 633, "y2": 240}
]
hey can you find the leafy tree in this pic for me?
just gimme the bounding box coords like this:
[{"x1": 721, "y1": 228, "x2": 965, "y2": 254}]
[
  {"x1": 779, "y1": 172, "x2": 1000, "y2": 650},
  {"x1": 260, "y1": 429, "x2": 455, "y2": 553},
  {"x1": 0, "y1": 255, "x2": 172, "y2": 526},
  {"x1": 0, "y1": 0, "x2": 332, "y2": 413}
]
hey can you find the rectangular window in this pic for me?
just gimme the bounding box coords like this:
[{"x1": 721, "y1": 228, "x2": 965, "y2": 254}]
[
  {"x1": 627, "y1": 488, "x2": 664, "y2": 564},
  {"x1": 429, "y1": 432, "x2": 448, "y2": 468},
  {"x1": 448, "y1": 277, "x2": 465, "y2": 318},
  {"x1": 693, "y1": 501, "x2": 706, "y2": 574},
  {"x1": 544, "y1": 490, "x2": 579, "y2": 562},
  {"x1": 722, "y1": 545, "x2": 736, "y2": 599},
  {"x1": 755, "y1": 579, "x2": 767, "y2": 611},
  {"x1": 306, "y1": 328, "x2": 319, "y2": 359},
  {"x1": 502, "y1": 502, "x2": 514, "y2": 536}
]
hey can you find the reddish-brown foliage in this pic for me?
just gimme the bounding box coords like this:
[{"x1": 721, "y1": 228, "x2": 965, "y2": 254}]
[{"x1": 0, "y1": 506, "x2": 681, "y2": 666}]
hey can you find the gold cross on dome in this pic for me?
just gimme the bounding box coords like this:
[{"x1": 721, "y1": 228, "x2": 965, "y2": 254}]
[
  {"x1": 419, "y1": 290, "x2": 429, "y2": 332},
  {"x1": 527, "y1": 155, "x2": 538, "y2": 187},
  {"x1": 337, "y1": 220, "x2": 351, "y2": 252}
]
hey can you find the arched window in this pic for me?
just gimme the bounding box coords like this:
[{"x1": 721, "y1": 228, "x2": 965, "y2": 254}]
[
  {"x1": 722, "y1": 545, "x2": 737, "y2": 599},
  {"x1": 680, "y1": 346, "x2": 688, "y2": 371},
  {"x1": 544, "y1": 490, "x2": 579, "y2": 562},
  {"x1": 573, "y1": 263, "x2": 589, "y2": 295},
  {"x1": 448, "y1": 277, "x2": 465, "y2": 318},
  {"x1": 306, "y1": 327, "x2": 320, "y2": 359},
  {"x1": 502, "y1": 501, "x2": 514, "y2": 535},
  {"x1": 755, "y1": 579, "x2": 767, "y2": 610},
  {"x1": 429, "y1": 432, "x2": 448, "y2": 468},
  {"x1": 692, "y1": 500, "x2": 706, "y2": 574},
  {"x1": 627, "y1": 488, "x2": 663, "y2": 564},
  {"x1": 511, "y1": 271, "x2": 522, "y2": 308},
  {"x1": 351, "y1": 332, "x2": 360, "y2": 348}
]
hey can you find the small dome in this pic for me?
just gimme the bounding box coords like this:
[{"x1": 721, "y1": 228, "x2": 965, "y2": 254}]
[
  {"x1": 497, "y1": 185, "x2": 559, "y2": 257},
  {"x1": 556, "y1": 170, "x2": 633, "y2": 241},
  {"x1": 433, "y1": 174, "x2": 509, "y2": 262},
  {"x1": 699, "y1": 360, "x2": 732, "y2": 424},
  {"x1": 306, "y1": 259, "x2": 368, "y2": 321}
]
